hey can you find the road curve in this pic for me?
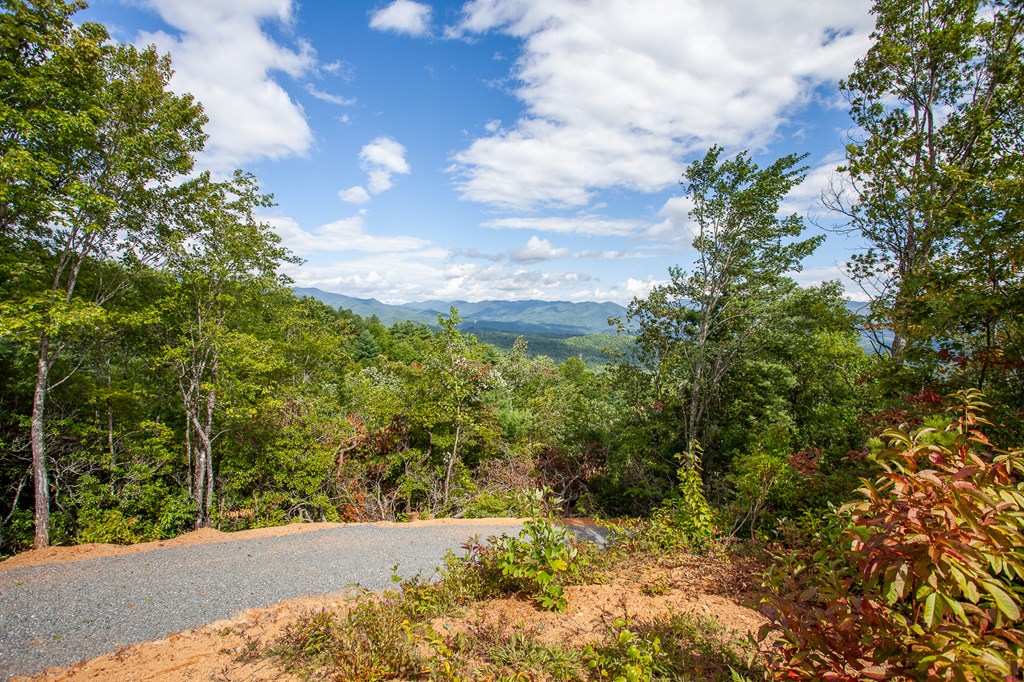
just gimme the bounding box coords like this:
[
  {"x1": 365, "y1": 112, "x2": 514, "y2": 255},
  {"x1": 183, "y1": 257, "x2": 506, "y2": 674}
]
[{"x1": 0, "y1": 521, "x2": 524, "y2": 679}]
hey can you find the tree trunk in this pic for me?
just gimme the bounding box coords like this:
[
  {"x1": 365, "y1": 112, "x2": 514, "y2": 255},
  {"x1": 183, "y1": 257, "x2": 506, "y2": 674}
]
[
  {"x1": 442, "y1": 421, "x2": 461, "y2": 509},
  {"x1": 190, "y1": 410, "x2": 212, "y2": 528},
  {"x1": 31, "y1": 334, "x2": 52, "y2": 549},
  {"x1": 202, "y1": 376, "x2": 215, "y2": 524}
]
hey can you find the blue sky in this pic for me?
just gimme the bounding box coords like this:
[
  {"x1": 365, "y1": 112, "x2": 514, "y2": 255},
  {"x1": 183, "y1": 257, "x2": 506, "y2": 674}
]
[{"x1": 81, "y1": 0, "x2": 876, "y2": 304}]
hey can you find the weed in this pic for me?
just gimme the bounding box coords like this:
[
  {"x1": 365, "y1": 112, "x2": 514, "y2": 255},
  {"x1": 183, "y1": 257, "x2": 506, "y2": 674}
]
[
  {"x1": 231, "y1": 634, "x2": 262, "y2": 664},
  {"x1": 451, "y1": 518, "x2": 591, "y2": 613},
  {"x1": 270, "y1": 597, "x2": 425, "y2": 681},
  {"x1": 441, "y1": 619, "x2": 586, "y2": 681},
  {"x1": 647, "y1": 612, "x2": 759, "y2": 681},
  {"x1": 584, "y1": 617, "x2": 664, "y2": 682},
  {"x1": 639, "y1": 573, "x2": 672, "y2": 597},
  {"x1": 488, "y1": 629, "x2": 586, "y2": 681},
  {"x1": 492, "y1": 518, "x2": 583, "y2": 612}
]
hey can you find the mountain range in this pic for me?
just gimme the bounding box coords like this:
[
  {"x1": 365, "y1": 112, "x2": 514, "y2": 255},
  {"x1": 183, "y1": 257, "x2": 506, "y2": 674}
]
[{"x1": 293, "y1": 287, "x2": 627, "y2": 336}]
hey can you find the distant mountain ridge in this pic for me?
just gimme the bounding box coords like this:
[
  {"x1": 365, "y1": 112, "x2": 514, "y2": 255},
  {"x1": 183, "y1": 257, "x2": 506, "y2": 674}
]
[{"x1": 293, "y1": 287, "x2": 627, "y2": 336}]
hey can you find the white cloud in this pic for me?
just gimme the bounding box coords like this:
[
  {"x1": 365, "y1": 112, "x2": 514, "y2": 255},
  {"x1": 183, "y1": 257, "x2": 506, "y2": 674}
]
[
  {"x1": 137, "y1": 0, "x2": 315, "y2": 169},
  {"x1": 576, "y1": 249, "x2": 651, "y2": 260},
  {"x1": 359, "y1": 136, "x2": 411, "y2": 194},
  {"x1": 572, "y1": 275, "x2": 667, "y2": 305},
  {"x1": 433, "y1": 263, "x2": 594, "y2": 301},
  {"x1": 285, "y1": 254, "x2": 600, "y2": 304},
  {"x1": 449, "y1": 0, "x2": 873, "y2": 210},
  {"x1": 370, "y1": 0, "x2": 433, "y2": 36},
  {"x1": 482, "y1": 215, "x2": 650, "y2": 237},
  {"x1": 321, "y1": 59, "x2": 355, "y2": 81},
  {"x1": 285, "y1": 255, "x2": 446, "y2": 303},
  {"x1": 779, "y1": 151, "x2": 848, "y2": 223},
  {"x1": 455, "y1": 239, "x2": 651, "y2": 263},
  {"x1": 268, "y1": 214, "x2": 429, "y2": 256},
  {"x1": 306, "y1": 84, "x2": 356, "y2": 106},
  {"x1": 508, "y1": 236, "x2": 570, "y2": 263},
  {"x1": 339, "y1": 186, "x2": 372, "y2": 204},
  {"x1": 643, "y1": 195, "x2": 696, "y2": 245},
  {"x1": 786, "y1": 264, "x2": 868, "y2": 301}
]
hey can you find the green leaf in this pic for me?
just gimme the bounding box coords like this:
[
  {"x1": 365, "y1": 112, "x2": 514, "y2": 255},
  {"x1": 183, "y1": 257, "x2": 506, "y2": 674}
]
[
  {"x1": 886, "y1": 562, "x2": 910, "y2": 604},
  {"x1": 981, "y1": 580, "x2": 1021, "y2": 620},
  {"x1": 922, "y1": 591, "x2": 940, "y2": 630},
  {"x1": 975, "y1": 649, "x2": 1011, "y2": 675},
  {"x1": 939, "y1": 593, "x2": 967, "y2": 625}
]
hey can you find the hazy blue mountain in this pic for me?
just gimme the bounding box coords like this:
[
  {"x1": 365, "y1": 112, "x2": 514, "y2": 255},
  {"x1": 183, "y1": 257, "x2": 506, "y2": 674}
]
[
  {"x1": 295, "y1": 287, "x2": 877, "y2": 363},
  {"x1": 292, "y1": 288, "x2": 438, "y2": 326},
  {"x1": 294, "y1": 287, "x2": 626, "y2": 335}
]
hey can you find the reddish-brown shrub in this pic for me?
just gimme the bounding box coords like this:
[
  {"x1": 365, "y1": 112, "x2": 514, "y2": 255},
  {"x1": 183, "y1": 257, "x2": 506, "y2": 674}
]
[{"x1": 759, "y1": 390, "x2": 1024, "y2": 681}]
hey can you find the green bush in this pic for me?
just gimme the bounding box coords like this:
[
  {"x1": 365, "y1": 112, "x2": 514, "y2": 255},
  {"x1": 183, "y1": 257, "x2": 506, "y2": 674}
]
[
  {"x1": 461, "y1": 490, "x2": 523, "y2": 519},
  {"x1": 77, "y1": 508, "x2": 142, "y2": 545},
  {"x1": 457, "y1": 517, "x2": 589, "y2": 613},
  {"x1": 271, "y1": 597, "x2": 426, "y2": 681},
  {"x1": 625, "y1": 449, "x2": 720, "y2": 555},
  {"x1": 759, "y1": 390, "x2": 1024, "y2": 681},
  {"x1": 584, "y1": 618, "x2": 664, "y2": 682}
]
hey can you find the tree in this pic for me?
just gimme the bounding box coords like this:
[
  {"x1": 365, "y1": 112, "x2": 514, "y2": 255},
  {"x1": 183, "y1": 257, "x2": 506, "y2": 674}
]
[
  {"x1": 626, "y1": 146, "x2": 822, "y2": 472},
  {"x1": 433, "y1": 308, "x2": 489, "y2": 509},
  {"x1": 827, "y1": 0, "x2": 1024, "y2": 364},
  {"x1": 0, "y1": 0, "x2": 206, "y2": 547},
  {"x1": 160, "y1": 171, "x2": 296, "y2": 528}
]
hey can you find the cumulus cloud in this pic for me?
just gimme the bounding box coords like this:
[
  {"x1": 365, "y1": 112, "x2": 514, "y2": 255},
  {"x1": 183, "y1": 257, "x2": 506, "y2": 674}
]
[
  {"x1": 370, "y1": 0, "x2": 433, "y2": 36},
  {"x1": 284, "y1": 253, "x2": 601, "y2": 304},
  {"x1": 433, "y1": 263, "x2": 594, "y2": 301},
  {"x1": 137, "y1": 0, "x2": 315, "y2": 169},
  {"x1": 785, "y1": 264, "x2": 868, "y2": 301},
  {"x1": 643, "y1": 195, "x2": 696, "y2": 246},
  {"x1": 268, "y1": 213, "x2": 429, "y2": 256},
  {"x1": 359, "y1": 136, "x2": 411, "y2": 194},
  {"x1": 448, "y1": 0, "x2": 873, "y2": 210},
  {"x1": 284, "y1": 254, "x2": 447, "y2": 303},
  {"x1": 508, "y1": 236, "x2": 570, "y2": 263},
  {"x1": 338, "y1": 186, "x2": 372, "y2": 204},
  {"x1": 571, "y1": 275, "x2": 667, "y2": 305},
  {"x1": 455, "y1": 239, "x2": 650, "y2": 263},
  {"x1": 779, "y1": 151, "x2": 848, "y2": 222}
]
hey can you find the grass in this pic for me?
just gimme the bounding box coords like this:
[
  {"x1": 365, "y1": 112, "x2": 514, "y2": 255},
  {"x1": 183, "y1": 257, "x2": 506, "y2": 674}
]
[{"x1": 263, "y1": 519, "x2": 764, "y2": 681}]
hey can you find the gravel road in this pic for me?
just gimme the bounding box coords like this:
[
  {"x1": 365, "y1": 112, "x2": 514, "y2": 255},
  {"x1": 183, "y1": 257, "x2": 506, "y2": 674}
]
[{"x1": 0, "y1": 521, "x2": 525, "y2": 679}]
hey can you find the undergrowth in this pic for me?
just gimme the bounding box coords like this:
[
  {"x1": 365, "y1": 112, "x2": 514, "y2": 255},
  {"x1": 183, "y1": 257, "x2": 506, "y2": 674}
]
[{"x1": 265, "y1": 510, "x2": 760, "y2": 681}]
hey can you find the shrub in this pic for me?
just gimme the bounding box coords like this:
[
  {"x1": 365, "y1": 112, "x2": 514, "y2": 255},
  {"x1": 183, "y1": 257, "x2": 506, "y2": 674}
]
[
  {"x1": 584, "y1": 618, "x2": 664, "y2": 682},
  {"x1": 76, "y1": 508, "x2": 141, "y2": 545},
  {"x1": 271, "y1": 596, "x2": 426, "y2": 681},
  {"x1": 456, "y1": 517, "x2": 590, "y2": 613},
  {"x1": 759, "y1": 390, "x2": 1024, "y2": 681},
  {"x1": 625, "y1": 449, "x2": 720, "y2": 555}
]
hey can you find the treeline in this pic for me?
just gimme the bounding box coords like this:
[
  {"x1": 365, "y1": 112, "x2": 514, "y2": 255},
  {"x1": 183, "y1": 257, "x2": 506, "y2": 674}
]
[{"x1": 0, "y1": 254, "x2": 866, "y2": 555}]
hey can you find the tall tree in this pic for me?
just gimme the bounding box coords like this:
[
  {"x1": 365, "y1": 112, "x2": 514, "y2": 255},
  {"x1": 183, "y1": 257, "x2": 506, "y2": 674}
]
[
  {"x1": 433, "y1": 308, "x2": 485, "y2": 510},
  {"x1": 827, "y1": 0, "x2": 1024, "y2": 362},
  {"x1": 0, "y1": 0, "x2": 206, "y2": 547},
  {"x1": 160, "y1": 171, "x2": 296, "y2": 528},
  {"x1": 627, "y1": 146, "x2": 821, "y2": 469}
]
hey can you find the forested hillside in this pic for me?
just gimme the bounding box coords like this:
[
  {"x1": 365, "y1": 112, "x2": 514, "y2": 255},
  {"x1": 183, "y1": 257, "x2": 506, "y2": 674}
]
[
  {"x1": 295, "y1": 286, "x2": 633, "y2": 364},
  {"x1": 1, "y1": 0, "x2": 1023, "y2": 678}
]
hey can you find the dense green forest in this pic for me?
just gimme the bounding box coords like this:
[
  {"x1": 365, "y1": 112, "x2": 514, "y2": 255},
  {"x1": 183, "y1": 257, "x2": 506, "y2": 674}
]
[{"x1": 1, "y1": 0, "x2": 1023, "y2": 677}]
